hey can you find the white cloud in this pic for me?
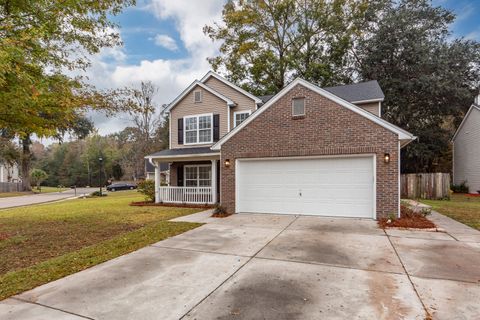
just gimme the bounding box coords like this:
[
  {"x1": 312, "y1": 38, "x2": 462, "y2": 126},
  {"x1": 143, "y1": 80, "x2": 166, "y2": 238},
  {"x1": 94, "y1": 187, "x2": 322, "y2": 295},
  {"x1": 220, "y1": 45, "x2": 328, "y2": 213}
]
[
  {"x1": 76, "y1": 0, "x2": 224, "y2": 137},
  {"x1": 153, "y1": 34, "x2": 178, "y2": 50},
  {"x1": 465, "y1": 28, "x2": 480, "y2": 41}
]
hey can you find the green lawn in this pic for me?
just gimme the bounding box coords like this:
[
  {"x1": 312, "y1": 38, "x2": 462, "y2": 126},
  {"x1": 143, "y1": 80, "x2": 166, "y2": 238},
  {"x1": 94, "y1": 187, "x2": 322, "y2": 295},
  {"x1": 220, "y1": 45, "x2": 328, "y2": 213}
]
[
  {"x1": 422, "y1": 193, "x2": 480, "y2": 230},
  {"x1": 32, "y1": 186, "x2": 69, "y2": 193},
  {"x1": 0, "y1": 191, "x2": 202, "y2": 300},
  {"x1": 0, "y1": 186, "x2": 68, "y2": 198},
  {"x1": 0, "y1": 192, "x2": 31, "y2": 198}
]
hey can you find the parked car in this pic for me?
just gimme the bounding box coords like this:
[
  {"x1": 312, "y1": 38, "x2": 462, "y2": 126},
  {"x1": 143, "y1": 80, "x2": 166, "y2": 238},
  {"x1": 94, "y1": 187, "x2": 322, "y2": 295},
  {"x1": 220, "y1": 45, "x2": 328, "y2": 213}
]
[{"x1": 106, "y1": 183, "x2": 137, "y2": 192}]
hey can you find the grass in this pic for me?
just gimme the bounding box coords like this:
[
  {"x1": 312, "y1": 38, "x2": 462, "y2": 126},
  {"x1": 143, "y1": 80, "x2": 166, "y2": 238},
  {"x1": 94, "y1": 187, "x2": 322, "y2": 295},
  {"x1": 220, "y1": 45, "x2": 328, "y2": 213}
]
[
  {"x1": 0, "y1": 192, "x2": 31, "y2": 198},
  {"x1": 0, "y1": 186, "x2": 68, "y2": 198},
  {"x1": 0, "y1": 191, "x2": 202, "y2": 300},
  {"x1": 422, "y1": 193, "x2": 480, "y2": 230},
  {"x1": 32, "y1": 186, "x2": 69, "y2": 193}
]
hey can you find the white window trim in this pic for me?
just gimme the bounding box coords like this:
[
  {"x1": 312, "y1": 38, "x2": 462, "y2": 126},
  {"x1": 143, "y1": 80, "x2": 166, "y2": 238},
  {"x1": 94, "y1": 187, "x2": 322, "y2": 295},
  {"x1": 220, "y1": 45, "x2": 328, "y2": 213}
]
[
  {"x1": 184, "y1": 113, "x2": 213, "y2": 145},
  {"x1": 233, "y1": 110, "x2": 251, "y2": 127},
  {"x1": 292, "y1": 97, "x2": 305, "y2": 116},
  {"x1": 193, "y1": 89, "x2": 202, "y2": 103},
  {"x1": 184, "y1": 164, "x2": 212, "y2": 187}
]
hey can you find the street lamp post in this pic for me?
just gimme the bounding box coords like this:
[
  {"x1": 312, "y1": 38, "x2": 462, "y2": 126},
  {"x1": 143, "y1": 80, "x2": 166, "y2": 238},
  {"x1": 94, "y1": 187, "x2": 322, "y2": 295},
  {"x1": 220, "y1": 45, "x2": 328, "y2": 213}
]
[{"x1": 99, "y1": 157, "x2": 103, "y2": 195}]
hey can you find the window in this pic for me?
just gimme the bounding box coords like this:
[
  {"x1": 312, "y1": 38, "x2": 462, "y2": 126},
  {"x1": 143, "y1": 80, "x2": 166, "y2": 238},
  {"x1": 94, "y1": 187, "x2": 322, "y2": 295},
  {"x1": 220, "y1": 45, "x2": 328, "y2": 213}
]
[
  {"x1": 194, "y1": 90, "x2": 202, "y2": 103},
  {"x1": 292, "y1": 98, "x2": 305, "y2": 116},
  {"x1": 184, "y1": 114, "x2": 212, "y2": 144},
  {"x1": 234, "y1": 111, "x2": 251, "y2": 127},
  {"x1": 184, "y1": 165, "x2": 211, "y2": 187}
]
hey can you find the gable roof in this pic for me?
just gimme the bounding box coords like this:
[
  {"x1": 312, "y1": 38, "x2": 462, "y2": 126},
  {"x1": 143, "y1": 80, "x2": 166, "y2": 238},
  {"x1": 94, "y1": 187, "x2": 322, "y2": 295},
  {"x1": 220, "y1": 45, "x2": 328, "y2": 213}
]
[
  {"x1": 323, "y1": 80, "x2": 384, "y2": 104},
  {"x1": 165, "y1": 80, "x2": 235, "y2": 113},
  {"x1": 200, "y1": 71, "x2": 263, "y2": 105},
  {"x1": 452, "y1": 104, "x2": 480, "y2": 141},
  {"x1": 211, "y1": 78, "x2": 415, "y2": 150}
]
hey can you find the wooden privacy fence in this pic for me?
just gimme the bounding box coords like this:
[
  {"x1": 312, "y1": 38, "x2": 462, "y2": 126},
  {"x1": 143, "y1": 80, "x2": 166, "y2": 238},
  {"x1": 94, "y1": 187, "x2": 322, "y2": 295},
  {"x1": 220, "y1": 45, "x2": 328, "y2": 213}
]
[
  {"x1": 0, "y1": 182, "x2": 22, "y2": 193},
  {"x1": 401, "y1": 173, "x2": 450, "y2": 200}
]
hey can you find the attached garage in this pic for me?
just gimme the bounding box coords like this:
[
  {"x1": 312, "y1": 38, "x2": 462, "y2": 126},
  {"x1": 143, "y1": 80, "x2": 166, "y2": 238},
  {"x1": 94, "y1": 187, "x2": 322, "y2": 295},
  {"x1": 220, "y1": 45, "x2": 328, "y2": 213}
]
[{"x1": 236, "y1": 156, "x2": 375, "y2": 218}]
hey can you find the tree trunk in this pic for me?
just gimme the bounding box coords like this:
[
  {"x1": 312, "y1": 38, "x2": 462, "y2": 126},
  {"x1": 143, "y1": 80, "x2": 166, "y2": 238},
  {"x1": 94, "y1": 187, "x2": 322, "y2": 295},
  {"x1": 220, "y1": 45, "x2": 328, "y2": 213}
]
[{"x1": 21, "y1": 135, "x2": 32, "y2": 191}]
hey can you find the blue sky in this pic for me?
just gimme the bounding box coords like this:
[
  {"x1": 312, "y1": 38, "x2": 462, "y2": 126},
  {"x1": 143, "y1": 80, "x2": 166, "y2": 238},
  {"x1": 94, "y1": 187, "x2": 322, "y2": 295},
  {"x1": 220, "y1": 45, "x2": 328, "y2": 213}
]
[
  {"x1": 74, "y1": 0, "x2": 480, "y2": 137},
  {"x1": 111, "y1": 0, "x2": 479, "y2": 67},
  {"x1": 433, "y1": 0, "x2": 480, "y2": 40}
]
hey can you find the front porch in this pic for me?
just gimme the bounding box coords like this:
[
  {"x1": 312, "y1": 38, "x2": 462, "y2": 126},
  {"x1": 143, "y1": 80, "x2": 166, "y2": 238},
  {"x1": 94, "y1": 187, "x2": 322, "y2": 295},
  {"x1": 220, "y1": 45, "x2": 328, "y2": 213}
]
[{"x1": 146, "y1": 147, "x2": 220, "y2": 205}]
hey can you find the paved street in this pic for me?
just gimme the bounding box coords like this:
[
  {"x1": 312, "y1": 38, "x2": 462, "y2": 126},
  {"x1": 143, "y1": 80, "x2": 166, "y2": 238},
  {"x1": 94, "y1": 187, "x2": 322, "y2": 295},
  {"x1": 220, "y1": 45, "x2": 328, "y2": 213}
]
[{"x1": 0, "y1": 188, "x2": 97, "y2": 210}]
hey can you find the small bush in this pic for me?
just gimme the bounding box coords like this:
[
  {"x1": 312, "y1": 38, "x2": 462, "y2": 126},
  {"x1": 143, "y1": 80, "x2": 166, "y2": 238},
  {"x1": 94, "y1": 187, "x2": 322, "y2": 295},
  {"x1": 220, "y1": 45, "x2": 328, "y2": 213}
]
[
  {"x1": 419, "y1": 207, "x2": 432, "y2": 217},
  {"x1": 90, "y1": 191, "x2": 107, "y2": 197},
  {"x1": 212, "y1": 203, "x2": 230, "y2": 218},
  {"x1": 400, "y1": 205, "x2": 416, "y2": 218},
  {"x1": 451, "y1": 181, "x2": 469, "y2": 193},
  {"x1": 137, "y1": 180, "x2": 155, "y2": 202}
]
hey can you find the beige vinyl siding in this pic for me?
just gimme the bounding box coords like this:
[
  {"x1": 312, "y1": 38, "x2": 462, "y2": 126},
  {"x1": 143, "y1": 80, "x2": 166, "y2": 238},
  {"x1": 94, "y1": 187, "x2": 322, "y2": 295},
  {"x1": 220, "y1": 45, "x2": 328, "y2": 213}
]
[
  {"x1": 204, "y1": 76, "x2": 257, "y2": 128},
  {"x1": 356, "y1": 102, "x2": 381, "y2": 117},
  {"x1": 454, "y1": 107, "x2": 480, "y2": 193},
  {"x1": 170, "y1": 84, "x2": 228, "y2": 149}
]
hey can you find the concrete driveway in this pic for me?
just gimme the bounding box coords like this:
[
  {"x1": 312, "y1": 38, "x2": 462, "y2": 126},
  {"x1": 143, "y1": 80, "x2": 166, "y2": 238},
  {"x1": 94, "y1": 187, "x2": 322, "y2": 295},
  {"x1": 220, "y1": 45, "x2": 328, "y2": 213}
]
[
  {"x1": 1, "y1": 211, "x2": 479, "y2": 320},
  {"x1": 0, "y1": 188, "x2": 97, "y2": 210}
]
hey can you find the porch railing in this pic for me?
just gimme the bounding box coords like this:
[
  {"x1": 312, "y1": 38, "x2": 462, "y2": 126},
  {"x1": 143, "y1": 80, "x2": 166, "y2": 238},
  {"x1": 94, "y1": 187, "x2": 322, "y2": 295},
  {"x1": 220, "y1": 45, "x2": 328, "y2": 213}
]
[{"x1": 158, "y1": 186, "x2": 213, "y2": 204}]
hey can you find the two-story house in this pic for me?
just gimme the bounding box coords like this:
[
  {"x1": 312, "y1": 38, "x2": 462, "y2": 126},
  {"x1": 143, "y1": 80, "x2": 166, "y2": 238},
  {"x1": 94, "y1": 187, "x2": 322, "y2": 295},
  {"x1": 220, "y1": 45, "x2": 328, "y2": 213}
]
[{"x1": 146, "y1": 71, "x2": 415, "y2": 219}]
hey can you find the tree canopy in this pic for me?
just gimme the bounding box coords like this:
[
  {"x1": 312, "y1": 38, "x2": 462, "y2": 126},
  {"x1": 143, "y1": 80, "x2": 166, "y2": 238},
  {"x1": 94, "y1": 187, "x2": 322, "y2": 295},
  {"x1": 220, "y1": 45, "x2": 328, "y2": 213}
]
[
  {"x1": 205, "y1": 0, "x2": 480, "y2": 172},
  {"x1": 0, "y1": 0, "x2": 136, "y2": 189}
]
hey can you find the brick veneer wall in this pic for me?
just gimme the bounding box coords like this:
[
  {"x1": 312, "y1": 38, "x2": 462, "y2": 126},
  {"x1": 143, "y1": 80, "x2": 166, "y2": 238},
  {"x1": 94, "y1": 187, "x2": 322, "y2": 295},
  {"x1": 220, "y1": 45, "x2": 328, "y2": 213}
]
[{"x1": 220, "y1": 84, "x2": 399, "y2": 219}]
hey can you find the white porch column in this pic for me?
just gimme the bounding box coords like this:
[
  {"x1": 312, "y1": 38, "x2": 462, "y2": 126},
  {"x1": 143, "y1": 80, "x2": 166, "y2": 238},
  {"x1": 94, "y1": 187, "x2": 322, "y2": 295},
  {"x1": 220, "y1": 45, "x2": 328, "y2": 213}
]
[
  {"x1": 153, "y1": 160, "x2": 161, "y2": 203},
  {"x1": 211, "y1": 159, "x2": 217, "y2": 204}
]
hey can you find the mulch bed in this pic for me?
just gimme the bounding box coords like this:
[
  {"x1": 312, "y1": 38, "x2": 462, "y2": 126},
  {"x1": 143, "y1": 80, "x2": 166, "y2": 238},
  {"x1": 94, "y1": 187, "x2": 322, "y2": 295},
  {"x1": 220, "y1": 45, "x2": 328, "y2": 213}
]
[
  {"x1": 378, "y1": 205, "x2": 436, "y2": 229},
  {"x1": 129, "y1": 201, "x2": 214, "y2": 209},
  {"x1": 211, "y1": 212, "x2": 232, "y2": 218},
  {"x1": 467, "y1": 193, "x2": 480, "y2": 197}
]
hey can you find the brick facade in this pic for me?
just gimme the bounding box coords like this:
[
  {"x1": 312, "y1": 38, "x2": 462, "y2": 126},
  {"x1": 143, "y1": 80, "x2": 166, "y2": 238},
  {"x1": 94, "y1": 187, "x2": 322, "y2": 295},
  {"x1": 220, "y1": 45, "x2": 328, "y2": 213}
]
[{"x1": 220, "y1": 84, "x2": 399, "y2": 219}]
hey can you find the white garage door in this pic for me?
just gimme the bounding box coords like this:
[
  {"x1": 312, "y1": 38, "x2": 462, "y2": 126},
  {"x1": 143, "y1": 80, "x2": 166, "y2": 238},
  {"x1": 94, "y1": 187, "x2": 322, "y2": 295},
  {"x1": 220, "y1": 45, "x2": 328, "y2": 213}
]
[{"x1": 236, "y1": 156, "x2": 375, "y2": 218}]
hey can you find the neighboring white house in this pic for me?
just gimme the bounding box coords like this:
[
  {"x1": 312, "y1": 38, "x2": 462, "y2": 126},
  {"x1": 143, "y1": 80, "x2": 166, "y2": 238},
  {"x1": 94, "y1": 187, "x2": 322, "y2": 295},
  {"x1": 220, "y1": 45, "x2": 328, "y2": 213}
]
[
  {"x1": 0, "y1": 162, "x2": 20, "y2": 183},
  {"x1": 452, "y1": 94, "x2": 480, "y2": 194},
  {"x1": 145, "y1": 159, "x2": 169, "y2": 184}
]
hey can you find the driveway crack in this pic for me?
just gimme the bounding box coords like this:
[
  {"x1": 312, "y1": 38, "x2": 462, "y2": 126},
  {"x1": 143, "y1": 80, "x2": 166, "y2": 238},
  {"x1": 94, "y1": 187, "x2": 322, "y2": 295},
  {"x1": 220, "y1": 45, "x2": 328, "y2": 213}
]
[
  {"x1": 384, "y1": 230, "x2": 432, "y2": 320},
  {"x1": 178, "y1": 215, "x2": 299, "y2": 319},
  {"x1": 11, "y1": 297, "x2": 95, "y2": 320}
]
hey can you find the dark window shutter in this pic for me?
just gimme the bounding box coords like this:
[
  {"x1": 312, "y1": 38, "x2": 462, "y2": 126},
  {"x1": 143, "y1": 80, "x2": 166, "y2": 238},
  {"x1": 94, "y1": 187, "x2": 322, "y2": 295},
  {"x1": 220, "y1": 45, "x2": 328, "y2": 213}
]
[
  {"x1": 177, "y1": 165, "x2": 184, "y2": 186},
  {"x1": 213, "y1": 114, "x2": 220, "y2": 142},
  {"x1": 177, "y1": 118, "x2": 183, "y2": 145}
]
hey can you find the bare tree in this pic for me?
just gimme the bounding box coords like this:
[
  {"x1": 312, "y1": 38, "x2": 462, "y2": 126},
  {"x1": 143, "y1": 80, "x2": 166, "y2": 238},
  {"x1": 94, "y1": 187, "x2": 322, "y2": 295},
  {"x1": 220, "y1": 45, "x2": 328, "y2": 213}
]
[{"x1": 128, "y1": 81, "x2": 162, "y2": 179}]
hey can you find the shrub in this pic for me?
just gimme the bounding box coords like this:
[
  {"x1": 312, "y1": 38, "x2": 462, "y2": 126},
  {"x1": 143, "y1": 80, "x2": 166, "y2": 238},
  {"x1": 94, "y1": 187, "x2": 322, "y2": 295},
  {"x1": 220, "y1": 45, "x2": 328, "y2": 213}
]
[
  {"x1": 451, "y1": 181, "x2": 469, "y2": 193},
  {"x1": 212, "y1": 203, "x2": 230, "y2": 217},
  {"x1": 90, "y1": 191, "x2": 107, "y2": 197},
  {"x1": 400, "y1": 205, "x2": 416, "y2": 218},
  {"x1": 419, "y1": 207, "x2": 432, "y2": 217},
  {"x1": 137, "y1": 180, "x2": 155, "y2": 202}
]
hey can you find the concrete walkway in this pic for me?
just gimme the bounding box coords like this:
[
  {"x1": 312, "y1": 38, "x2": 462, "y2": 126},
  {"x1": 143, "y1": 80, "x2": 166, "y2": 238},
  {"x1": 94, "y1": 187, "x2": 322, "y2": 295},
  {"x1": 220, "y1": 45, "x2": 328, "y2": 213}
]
[
  {"x1": 0, "y1": 188, "x2": 96, "y2": 210},
  {"x1": 1, "y1": 210, "x2": 479, "y2": 319}
]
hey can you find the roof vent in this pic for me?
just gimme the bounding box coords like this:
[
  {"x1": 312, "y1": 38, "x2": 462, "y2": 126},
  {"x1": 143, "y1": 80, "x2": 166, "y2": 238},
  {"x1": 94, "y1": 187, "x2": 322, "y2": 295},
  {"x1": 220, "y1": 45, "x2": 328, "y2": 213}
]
[{"x1": 475, "y1": 91, "x2": 480, "y2": 105}]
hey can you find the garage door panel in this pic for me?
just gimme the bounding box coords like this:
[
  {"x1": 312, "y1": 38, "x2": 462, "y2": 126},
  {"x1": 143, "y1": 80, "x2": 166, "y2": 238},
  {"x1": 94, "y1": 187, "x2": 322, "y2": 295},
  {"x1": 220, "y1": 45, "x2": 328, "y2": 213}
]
[{"x1": 236, "y1": 156, "x2": 374, "y2": 218}]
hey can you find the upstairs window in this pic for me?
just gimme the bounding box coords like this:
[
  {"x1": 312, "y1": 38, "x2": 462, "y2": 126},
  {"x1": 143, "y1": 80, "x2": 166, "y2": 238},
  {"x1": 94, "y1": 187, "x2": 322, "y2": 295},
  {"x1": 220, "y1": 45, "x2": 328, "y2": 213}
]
[
  {"x1": 184, "y1": 114, "x2": 212, "y2": 144},
  {"x1": 234, "y1": 111, "x2": 251, "y2": 127},
  {"x1": 194, "y1": 90, "x2": 202, "y2": 103},
  {"x1": 292, "y1": 98, "x2": 305, "y2": 116}
]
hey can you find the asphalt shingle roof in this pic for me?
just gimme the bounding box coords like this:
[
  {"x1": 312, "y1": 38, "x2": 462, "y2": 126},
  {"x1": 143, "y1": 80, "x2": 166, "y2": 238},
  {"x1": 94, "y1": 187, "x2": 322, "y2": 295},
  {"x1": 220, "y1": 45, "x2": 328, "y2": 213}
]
[
  {"x1": 146, "y1": 147, "x2": 218, "y2": 158},
  {"x1": 323, "y1": 80, "x2": 384, "y2": 103}
]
